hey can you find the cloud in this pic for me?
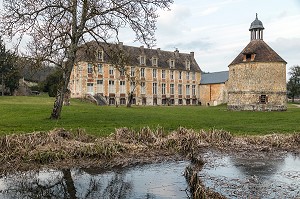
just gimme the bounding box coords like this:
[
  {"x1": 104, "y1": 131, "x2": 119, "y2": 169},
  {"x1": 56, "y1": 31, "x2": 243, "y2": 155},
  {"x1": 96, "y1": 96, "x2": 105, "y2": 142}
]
[
  {"x1": 200, "y1": 6, "x2": 220, "y2": 16},
  {"x1": 163, "y1": 40, "x2": 213, "y2": 52}
]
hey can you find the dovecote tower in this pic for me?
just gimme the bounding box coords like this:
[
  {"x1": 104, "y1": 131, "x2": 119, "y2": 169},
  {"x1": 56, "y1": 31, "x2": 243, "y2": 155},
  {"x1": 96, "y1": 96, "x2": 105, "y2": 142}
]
[{"x1": 227, "y1": 14, "x2": 287, "y2": 111}]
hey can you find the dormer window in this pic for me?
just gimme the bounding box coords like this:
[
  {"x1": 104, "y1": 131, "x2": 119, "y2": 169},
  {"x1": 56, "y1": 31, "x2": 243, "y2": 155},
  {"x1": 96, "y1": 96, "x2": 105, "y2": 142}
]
[
  {"x1": 97, "y1": 50, "x2": 104, "y2": 61},
  {"x1": 140, "y1": 56, "x2": 146, "y2": 65},
  {"x1": 243, "y1": 53, "x2": 256, "y2": 61},
  {"x1": 169, "y1": 59, "x2": 175, "y2": 69},
  {"x1": 186, "y1": 60, "x2": 190, "y2": 70},
  {"x1": 152, "y1": 57, "x2": 158, "y2": 67}
]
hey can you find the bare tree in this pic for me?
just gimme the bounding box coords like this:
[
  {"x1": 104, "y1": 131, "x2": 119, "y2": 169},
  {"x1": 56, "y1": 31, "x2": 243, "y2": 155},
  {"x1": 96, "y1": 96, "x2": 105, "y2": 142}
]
[{"x1": 0, "y1": 0, "x2": 173, "y2": 119}]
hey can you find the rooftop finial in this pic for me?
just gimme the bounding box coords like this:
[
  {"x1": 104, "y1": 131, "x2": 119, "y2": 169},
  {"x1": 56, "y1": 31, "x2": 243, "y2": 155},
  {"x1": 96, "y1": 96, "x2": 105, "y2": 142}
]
[{"x1": 256, "y1": 13, "x2": 258, "y2": 19}]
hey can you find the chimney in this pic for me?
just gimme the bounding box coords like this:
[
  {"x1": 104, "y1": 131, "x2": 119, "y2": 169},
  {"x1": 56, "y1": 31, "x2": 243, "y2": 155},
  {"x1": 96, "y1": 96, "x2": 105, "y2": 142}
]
[
  {"x1": 174, "y1": 48, "x2": 179, "y2": 57},
  {"x1": 190, "y1": 52, "x2": 194, "y2": 58},
  {"x1": 118, "y1": 42, "x2": 123, "y2": 49}
]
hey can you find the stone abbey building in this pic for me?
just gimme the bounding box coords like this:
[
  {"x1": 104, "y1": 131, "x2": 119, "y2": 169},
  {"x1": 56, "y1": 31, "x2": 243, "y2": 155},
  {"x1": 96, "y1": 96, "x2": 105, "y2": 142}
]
[
  {"x1": 70, "y1": 41, "x2": 201, "y2": 106},
  {"x1": 227, "y1": 14, "x2": 287, "y2": 111},
  {"x1": 69, "y1": 15, "x2": 287, "y2": 109}
]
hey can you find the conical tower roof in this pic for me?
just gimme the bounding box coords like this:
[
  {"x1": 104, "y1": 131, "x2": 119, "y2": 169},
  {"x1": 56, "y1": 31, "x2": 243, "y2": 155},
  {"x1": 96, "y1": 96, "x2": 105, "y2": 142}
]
[{"x1": 230, "y1": 40, "x2": 286, "y2": 65}]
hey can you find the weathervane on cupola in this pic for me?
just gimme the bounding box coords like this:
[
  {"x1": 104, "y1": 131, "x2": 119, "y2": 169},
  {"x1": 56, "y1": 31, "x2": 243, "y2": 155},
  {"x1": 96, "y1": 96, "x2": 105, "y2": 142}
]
[{"x1": 249, "y1": 13, "x2": 264, "y2": 41}]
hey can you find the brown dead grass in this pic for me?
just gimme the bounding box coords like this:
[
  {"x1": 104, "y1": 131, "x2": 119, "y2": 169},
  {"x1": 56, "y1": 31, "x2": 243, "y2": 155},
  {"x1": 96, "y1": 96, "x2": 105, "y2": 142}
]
[{"x1": 0, "y1": 127, "x2": 299, "y2": 175}]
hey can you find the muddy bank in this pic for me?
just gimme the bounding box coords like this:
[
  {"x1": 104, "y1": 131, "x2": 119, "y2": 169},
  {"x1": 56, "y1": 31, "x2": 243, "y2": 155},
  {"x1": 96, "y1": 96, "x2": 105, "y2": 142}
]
[{"x1": 1, "y1": 127, "x2": 299, "y2": 175}]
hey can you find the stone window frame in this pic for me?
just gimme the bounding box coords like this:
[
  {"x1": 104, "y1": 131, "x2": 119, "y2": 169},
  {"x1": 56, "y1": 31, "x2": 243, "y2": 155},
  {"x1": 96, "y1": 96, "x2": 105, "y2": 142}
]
[
  {"x1": 140, "y1": 55, "x2": 146, "y2": 66},
  {"x1": 259, "y1": 94, "x2": 268, "y2": 104},
  {"x1": 152, "y1": 57, "x2": 158, "y2": 67}
]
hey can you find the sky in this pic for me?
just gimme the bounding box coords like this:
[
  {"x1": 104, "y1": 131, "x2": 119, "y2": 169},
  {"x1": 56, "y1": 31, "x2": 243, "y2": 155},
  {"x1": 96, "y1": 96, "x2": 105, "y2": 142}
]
[
  {"x1": 1, "y1": 0, "x2": 300, "y2": 75},
  {"x1": 119, "y1": 0, "x2": 300, "y2": 75}
]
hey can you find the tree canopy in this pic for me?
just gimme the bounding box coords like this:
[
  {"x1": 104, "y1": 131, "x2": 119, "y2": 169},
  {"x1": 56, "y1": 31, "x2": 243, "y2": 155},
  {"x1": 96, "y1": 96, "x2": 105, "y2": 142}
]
[
  {"x1": 287, "y1": 65, "x2": 300, "y2": 102},
  {"x1": 1, "y1": 0, "x2": 173, "y2": 118}
]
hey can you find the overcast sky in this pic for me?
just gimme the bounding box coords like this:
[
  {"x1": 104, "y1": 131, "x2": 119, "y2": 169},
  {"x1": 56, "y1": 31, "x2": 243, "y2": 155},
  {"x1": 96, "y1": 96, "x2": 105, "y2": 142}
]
[
  {"x1": 120, "y1": 0, "x2": 300, "y2": 74},
  {"x1": 1, "y1": 0, "x2": 299, "y2": 75}
]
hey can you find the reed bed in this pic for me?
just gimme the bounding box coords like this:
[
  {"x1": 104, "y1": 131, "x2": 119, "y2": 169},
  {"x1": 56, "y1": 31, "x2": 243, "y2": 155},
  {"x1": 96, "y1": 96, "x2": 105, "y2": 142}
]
[{"x1": 1, "y1": 127, "x2": 299, "y2": 175}]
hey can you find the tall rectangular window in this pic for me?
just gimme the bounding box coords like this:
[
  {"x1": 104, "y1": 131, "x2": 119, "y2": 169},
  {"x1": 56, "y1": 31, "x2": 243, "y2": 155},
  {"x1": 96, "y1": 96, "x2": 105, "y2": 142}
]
[
  {"x1": 153, "y1": 68, "x2": 157, "y2": 78},
  {"x1": 186, "y1": 85, "x2": 190, "y2": 95},
  {"x1": 98, "y1": 64, "x2": 103, "y2": 74},
  {"x1": 179, "y1": 71, "x2": 182, "y2": 80},
  {"x1": 130, "y1": 81, "x2": 135, "y2": 92},
  {"x1": 131, "y1": 67, "x2": 135, "y2": 77},
  {"x1": 120, "y1": 81, "x2": 125, "y2": 94},
  {"x1": 192, "y1": 85, "x2": 196, "y2": 96},
  {"x1": 170, "y1": 70, "x2": 174, "y2": 80},
  {"x1": 178, "y1": 84, "x2": 182, "y2": 95},
  {"x1": 87, "y1": 83, "x2": 93, "y2": 94},
  {"x1": 88, "y1": 63, "x2": 93, "y2": 74},
  {"x1": 192, "y1": 72, "x2": 195, "y2": 80},
  {"x1": 109, "y1": 80, "x2": 115, "y2": 93},
  {"x1": 162, "y1": 83, "x2": 166, "y2": 95},
  {"x1": 170, "y1": 84, "x2": 174, "y2": 95},
  {"x1": 141, "y1": 82, "x2": 146, "y2": 94},
  {"x1": 153, "y1": 83, "x2": 157, "y2": 95},
  {"x1": 141, "y1": 68, "x2": 145, "y2": 78},
  {"x1": 109, "y1": 66, "x2": 114, "y2": 76},
  {"x1": 162, "y1": 70, "x2": 166, "y2": 79},
  {"x1": 186, "y1": 72, "x2": 190, "y2": 80},
  {"x1": 97, "y1": 80, "x2": 103, "y2": 93}
]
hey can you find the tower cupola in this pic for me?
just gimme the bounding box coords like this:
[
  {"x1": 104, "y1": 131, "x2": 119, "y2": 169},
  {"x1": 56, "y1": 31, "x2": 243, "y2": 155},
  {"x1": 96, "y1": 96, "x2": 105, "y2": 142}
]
[{"x1": 249, "y1": 13, "x2": 264, "y2": 41}]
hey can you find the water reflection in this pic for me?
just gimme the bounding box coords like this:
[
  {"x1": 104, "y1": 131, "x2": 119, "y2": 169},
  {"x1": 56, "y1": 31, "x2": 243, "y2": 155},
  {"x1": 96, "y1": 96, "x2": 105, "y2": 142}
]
[
  {"x1": 0, "y1": 161, "x2": 189, "y2": 199},
  {"x1": 200, "y1": 152, "x2": 300, "y2": 198},
  {"x1": 1, "y1": 153, "x2": 299, "y2": 198}
]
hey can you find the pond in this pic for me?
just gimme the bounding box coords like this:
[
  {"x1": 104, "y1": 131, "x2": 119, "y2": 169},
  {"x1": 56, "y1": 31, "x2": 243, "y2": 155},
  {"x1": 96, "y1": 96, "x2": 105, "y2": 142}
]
[
  {"x1": 200, "y1": 151, "x2": 300, "y2": 198},
  {"x1": 0, "y1": 151, "x2": 299, "y2": 198}
]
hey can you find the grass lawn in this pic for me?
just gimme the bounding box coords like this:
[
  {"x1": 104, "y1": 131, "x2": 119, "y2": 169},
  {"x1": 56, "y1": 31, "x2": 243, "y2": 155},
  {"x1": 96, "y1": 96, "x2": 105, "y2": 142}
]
[{"x1": 0, "y1": 95, "x2": 300, "y2": 136}]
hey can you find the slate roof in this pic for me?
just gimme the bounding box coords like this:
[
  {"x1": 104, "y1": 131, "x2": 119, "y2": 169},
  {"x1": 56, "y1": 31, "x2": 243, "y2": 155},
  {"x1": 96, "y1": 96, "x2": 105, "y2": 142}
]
[
  {"x1": 249, "y1": 14, "x2": 264, "y2": 30},
  {"x1": 76, "y1": 41, "x2": 201, "y2": 72},
  {"x1": 200, "y1": 71, "x2": 229, "y2": 85},
  {"x1": 229, "y1": 40, "x2": 287, "y2": 66}
]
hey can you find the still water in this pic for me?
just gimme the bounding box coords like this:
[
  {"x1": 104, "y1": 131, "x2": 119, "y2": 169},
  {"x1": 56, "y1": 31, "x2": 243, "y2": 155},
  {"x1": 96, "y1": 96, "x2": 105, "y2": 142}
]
[{"x1": 0, "y1": 152, "x2": 299, "y2": 199}]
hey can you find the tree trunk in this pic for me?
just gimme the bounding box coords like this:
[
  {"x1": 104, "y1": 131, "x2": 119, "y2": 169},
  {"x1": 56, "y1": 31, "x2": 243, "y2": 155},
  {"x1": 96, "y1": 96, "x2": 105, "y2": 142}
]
[
  {"x1": 1, "y1": 72, "x2": 4, "y2": 96},
  {"x1": 50, "y1": 61, "x2": 73, "y2": 119},
  {"x1": 62, "y1": 169, "x2": 77, "y2": 199},
  {"x1": 127, "y1": 92, "x2": 133, "y2": 107}
]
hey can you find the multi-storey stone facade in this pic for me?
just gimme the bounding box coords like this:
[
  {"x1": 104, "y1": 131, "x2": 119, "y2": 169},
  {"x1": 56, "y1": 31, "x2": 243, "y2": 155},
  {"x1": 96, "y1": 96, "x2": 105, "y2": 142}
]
[
  {"x1": 70, "y1": 41, "x2": 201, "y2": 106},
  {"x1": 227, "y1": 14, "x2": 287, "y2": 111}
]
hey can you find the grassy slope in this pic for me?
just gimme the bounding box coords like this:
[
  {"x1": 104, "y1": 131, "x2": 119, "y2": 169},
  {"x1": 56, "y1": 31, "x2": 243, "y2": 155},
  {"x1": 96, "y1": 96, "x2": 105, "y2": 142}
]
[{"x1": 0, "y1": 95, "x2": 299, "y2": 136}]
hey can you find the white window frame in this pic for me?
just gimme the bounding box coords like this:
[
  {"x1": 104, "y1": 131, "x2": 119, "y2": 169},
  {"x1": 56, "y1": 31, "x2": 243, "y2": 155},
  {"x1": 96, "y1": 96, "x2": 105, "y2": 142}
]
[
  {"x1": 97, "y1": 80, "x2": 103, "y2": 93},
  {"x1": 178, "y1": 84, "x2": 182, "y2": 95},
  {"x1": 120, "y1": 81, "x2": 126, "y2": 94},
  {"x1": 109, "y1": 65, "x2": 114, "y2": 76},
  {"x1": 153, "y1": 83, "x2": 157, "y2": 95},
  {"x1": 192, "y1": 85, "x2": 196, "y2": 96},
  {"x1": 186, "y1": 60, "x2": 190, "y2": 70},
  {"x1": 170, "y1": 84, "x2": 174, "y2": 95},
  {"x1": 170, "y1": 70, "x2": 174, "y2": 80},
  {"x1": 140, "y1": 56, "x2": 146, "y2": 65},
  {"x1": 153, "y1": 68, "x2": 157, "y2": 78},
  {"x1": 162, "y1": 70, "x2": 166, "y2": 79},
  {"x1": 141, "y1": 82, "x2": 146, "y2": 94},
  {"x1": 179, "y1": 71, "x2": 182, "y2": 80},
  {"x1": 141, "y1": 68, "x2": 145, "y2": 78},
  {"x1": 186, "y1": 85, "x2": 190, "y2": 95},
  {"x1": 109, "y1": 80, "x2": 115, "y2": 93},
  {"x1": 98, "y1": 50, "x2": 104, "y2": 61},
  {"x1": 162, "y1": 83, "x2": 166, "y2": 95}
]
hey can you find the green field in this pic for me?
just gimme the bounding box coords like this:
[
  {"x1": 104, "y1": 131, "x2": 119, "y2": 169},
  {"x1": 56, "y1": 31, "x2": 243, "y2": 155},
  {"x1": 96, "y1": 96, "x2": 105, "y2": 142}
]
[{"x1": 0, "y1": 95, "x2": 300, "y2": 136}]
